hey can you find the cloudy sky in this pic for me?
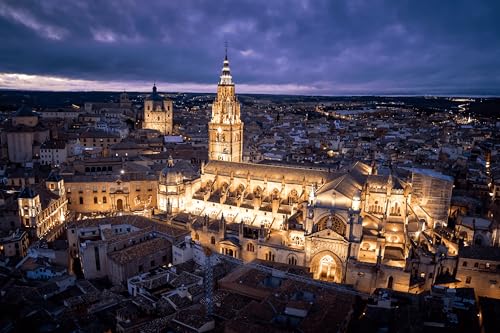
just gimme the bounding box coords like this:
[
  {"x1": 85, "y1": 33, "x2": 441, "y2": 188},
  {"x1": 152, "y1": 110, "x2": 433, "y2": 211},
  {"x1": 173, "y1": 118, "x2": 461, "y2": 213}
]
[{"x1": 0, "y1": 0, "x2": 499, "y2": 95}]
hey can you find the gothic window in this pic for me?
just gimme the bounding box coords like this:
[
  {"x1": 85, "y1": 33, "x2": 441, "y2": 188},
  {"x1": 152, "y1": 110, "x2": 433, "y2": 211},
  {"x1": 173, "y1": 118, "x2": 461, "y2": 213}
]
[
  {"x1": 317, "y1": 214, "x2": 346, "y2": 236},
  {"x1": 288, "y1": 255, "x2": 297, "y2": 265},
  {"x1": 371, "y1": 200, "x2": 384, "y2": 214},
  {"x1": 247, "y1": 243, "x2": 255, "y2": 252},
  {"x1": 265, "y1": 251, "x2": 275, "y2": 261},
  {"x1": 271, "y1": 188, "x2": 280, "y2": 200},
  {"x1": 390, "y1": 203, "x2": 401, "y2": 216},
  {"x1": 288, "y1": 189, "x2": 298, "y2": 204}
]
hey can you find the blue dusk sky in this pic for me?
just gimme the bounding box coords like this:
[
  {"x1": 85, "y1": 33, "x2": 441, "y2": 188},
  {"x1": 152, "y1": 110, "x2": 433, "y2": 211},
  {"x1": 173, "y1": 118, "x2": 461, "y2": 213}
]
[{"x1": 0, "y1": 0, "x2": 499, "y2": 95}]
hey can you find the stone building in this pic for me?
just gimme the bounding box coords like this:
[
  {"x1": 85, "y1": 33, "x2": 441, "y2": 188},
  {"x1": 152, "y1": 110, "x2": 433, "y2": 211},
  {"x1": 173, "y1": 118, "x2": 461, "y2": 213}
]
[
  {"x1": 64, "y1": 173, "x2": 158, "y2": 214},
  {"x1": 67, "y1": 215, "x2": 189, "y2": 285},
  {"x1": 17, "y1": 172, "x2": 68, "y2": 239},
  {"x1": 455, "y1": 246, "x2": 500, "y2": 298},
  {"x1": 1, "y1": 105, "x2": 50, "y2": 163},
  {"x1": 142, "y1": 84, "x2": 173, "y2": 135},
  {"x1": 0, "y1": 229, "x2": 29, "y2": 257},
  {"x1": 40, "y1": 140, "x2": 68, "y2": 167}
]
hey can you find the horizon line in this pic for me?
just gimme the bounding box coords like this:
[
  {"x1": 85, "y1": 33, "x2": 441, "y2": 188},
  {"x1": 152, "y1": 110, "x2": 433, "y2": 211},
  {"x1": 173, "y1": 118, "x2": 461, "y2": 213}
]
[
  {"x1": 1, "y1": 87, "x2": 499, "y2": 99},
  {"x1": 0, "y1": 73, "x2": 499, "y2": 98}
]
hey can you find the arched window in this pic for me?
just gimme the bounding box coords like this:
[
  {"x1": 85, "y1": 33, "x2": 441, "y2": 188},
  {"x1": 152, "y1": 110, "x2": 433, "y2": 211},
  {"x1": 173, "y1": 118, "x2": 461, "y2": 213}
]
[
  {"x1": 247, "y1": 243, "x2": 255, "y2": 252},
  {"x1": 265, "y1": 251, "x2": 275, "y2": 261},
  {"x1": 288, "y1": 255, "x2": 297, "y2": 265},
  {"x1": 387, "y1": 276, "x2": 394, "y2": 289},
  {"x1": 94, "y1": 197, "x2": 98, "y2": 204},
  {"x1": 211, "y1": 236, "x2": 215, "y2": 245},
  {"x1": 103, "y1": 196, "x2": 107, "y2": 204},
  {"x1": 79, "y1": 197, "x2": 84, "y2": 205}
]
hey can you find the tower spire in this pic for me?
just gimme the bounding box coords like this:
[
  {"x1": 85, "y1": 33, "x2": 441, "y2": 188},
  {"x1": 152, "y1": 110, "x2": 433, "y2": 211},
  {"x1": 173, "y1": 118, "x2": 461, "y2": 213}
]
[
  {"x1": 220, "y1": 44, "x2": 232, "y2": 85},
  {"x1": 209, "y1": 43, "x2": 243, "y2": 162}
]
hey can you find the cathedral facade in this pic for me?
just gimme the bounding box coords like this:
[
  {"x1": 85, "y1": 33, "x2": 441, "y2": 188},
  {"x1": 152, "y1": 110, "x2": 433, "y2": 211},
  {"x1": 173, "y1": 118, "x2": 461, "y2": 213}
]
[
  {"x1": 157, "y1": 53, "x2": 455, "y2": 293},
  {"x1": 142, "y1": 84, "x2": 173, "y2": 135}
]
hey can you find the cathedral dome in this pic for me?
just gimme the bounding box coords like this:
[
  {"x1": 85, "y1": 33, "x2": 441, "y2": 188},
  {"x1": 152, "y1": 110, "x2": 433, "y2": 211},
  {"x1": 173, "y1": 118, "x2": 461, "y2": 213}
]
[
  {"x1": 145, "y1": 84, "x2": 165, "y2": 102},
  {"x1": 159, "y1": 156, "x2": 198, "y2": 185}
]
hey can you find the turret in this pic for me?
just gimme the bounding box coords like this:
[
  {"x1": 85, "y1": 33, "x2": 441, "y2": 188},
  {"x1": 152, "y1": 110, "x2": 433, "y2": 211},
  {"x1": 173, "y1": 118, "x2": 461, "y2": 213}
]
[
  {"x1": 305, "y1": 205, "x2": 314, "y2": 234},
  {"x1": 46, "y1": 171, "x2": 65, "y2": 198},
  {"x1": 219, "y1": 214, "x2": 226, "y2": 238},
  {"x1": 203, "y1": 214, "x2": 209, "y2": 233}
]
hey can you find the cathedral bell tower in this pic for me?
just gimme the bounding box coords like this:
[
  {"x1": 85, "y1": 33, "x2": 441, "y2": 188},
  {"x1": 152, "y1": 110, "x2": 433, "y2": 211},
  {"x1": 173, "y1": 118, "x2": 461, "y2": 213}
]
[{"x1": 208, "y1": 49, "x2": 244, "y2": 162}]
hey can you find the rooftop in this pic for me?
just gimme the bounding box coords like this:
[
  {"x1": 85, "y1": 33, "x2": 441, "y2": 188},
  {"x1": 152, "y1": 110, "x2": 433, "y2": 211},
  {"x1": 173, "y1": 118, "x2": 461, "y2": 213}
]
[{"x1": 108, "y1": 237, "x2": 171, "y2": 265}]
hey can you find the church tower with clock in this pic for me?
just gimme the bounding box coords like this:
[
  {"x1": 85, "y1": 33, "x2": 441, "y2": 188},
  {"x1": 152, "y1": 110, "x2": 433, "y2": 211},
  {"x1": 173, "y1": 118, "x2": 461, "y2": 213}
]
[{"x1": 208, "y1": 50, "x2": 244, "y2": 162}]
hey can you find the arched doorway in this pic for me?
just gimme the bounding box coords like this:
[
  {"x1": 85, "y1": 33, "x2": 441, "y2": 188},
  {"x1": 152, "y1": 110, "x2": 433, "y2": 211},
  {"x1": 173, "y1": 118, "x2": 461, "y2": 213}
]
[
  {"x1": 310, "y1": 251, "x2": 343, "y2": 283},
  {"x1": 387, "y1": 276, "x2": 394, "y2": 289},
  {"x1": 318, "y1": 255, "x2": 336, "y2": 281},
  {"x1": 117, "y1": 199, "x2": 124, "y2": 211}
]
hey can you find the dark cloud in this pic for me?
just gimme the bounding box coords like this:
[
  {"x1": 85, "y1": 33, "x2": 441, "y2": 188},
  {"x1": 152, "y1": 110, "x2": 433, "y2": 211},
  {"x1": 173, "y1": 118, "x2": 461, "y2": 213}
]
[{"x1": 0, "y1": 0, "x2": 499, "y2": 94}]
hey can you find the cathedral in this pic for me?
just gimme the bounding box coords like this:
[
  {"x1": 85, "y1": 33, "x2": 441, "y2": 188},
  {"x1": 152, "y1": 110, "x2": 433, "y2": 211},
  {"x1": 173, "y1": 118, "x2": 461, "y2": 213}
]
[{"x1": 157, "y1": 53, "x2": 455, "y2": 293}]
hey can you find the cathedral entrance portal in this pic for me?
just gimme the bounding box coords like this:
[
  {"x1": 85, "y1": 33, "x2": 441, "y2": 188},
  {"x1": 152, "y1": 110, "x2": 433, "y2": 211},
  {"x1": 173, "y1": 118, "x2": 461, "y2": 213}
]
[
  {"x1": 318, "y1": 255, "x2": 336, "y2": 281},
  {"x1": 310, "y1": 251, "x2": 343, "y2": 283},
  {"x1": 117, "y1": 199, "x2": 123, "y2": 211}
]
